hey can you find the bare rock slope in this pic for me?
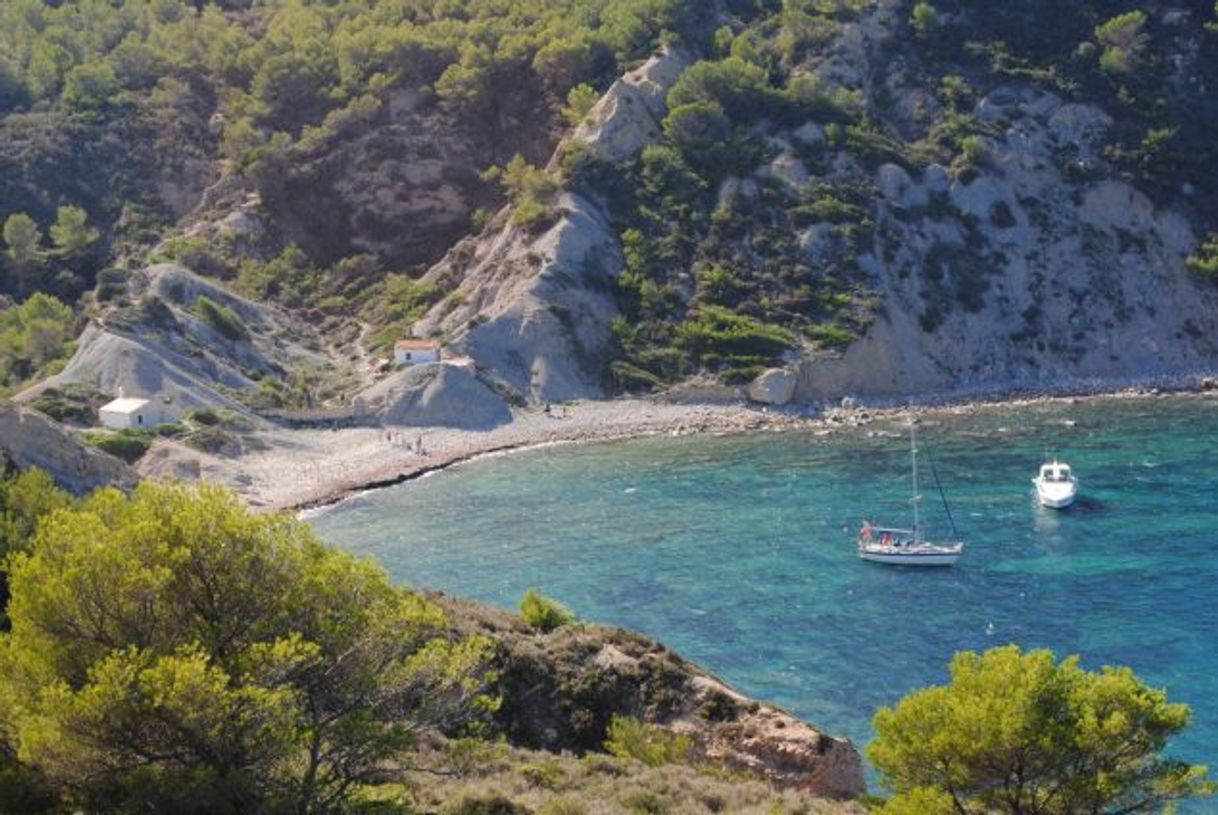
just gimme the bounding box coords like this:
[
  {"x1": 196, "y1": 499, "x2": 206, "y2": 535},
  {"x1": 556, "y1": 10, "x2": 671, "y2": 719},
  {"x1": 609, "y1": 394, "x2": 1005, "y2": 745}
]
[
  {"x1": 20, "y1": 264, "x2": 328, "y2": 414},
  {"x1": 414, "y1": 51, "x2": 691, "y2": 404}
]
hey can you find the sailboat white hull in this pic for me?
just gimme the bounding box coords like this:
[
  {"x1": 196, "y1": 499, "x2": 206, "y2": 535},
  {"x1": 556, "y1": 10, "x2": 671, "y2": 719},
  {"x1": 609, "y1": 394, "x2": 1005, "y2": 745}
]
[
  {"x1": 855, "y1": 418, "x2": 965, "y2": 567},
  {"x1": 858, "y1": 545, "x2": 962, "y2": 566}
]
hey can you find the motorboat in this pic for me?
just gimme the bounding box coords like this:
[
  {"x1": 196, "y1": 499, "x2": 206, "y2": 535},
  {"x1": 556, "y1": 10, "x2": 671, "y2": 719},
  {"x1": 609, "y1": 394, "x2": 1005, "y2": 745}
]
[{"x1": 1034, "y1": 460, "x2": 1077, "y2": 509}]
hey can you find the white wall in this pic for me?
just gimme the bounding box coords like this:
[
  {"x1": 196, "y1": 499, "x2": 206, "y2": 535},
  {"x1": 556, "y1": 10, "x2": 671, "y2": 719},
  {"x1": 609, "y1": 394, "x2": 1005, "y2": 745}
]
[
  {"x1": 394, "y1": 347, "x2": 440, "y2": 365},
  {"x1": 99, "y1": 401, "x2": 180, "y2": 430},
  {"x1": 99, "y1": 407, "x2": 148, "y2": 430}
]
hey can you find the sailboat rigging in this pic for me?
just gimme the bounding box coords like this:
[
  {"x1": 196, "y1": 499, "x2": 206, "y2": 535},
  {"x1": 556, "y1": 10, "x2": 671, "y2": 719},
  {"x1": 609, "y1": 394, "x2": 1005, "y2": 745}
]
[{"x1": 857, "y1": 417, "x2": 964, "y2": 566}]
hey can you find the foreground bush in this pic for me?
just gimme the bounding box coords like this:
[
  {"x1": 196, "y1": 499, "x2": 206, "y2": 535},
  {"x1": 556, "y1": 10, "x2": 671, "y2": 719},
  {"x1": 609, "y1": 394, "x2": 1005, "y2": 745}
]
[
  {"x1": 519, "y1": 587, "x2": 575, "y2": 633},
  {"x1": 0, "y1": 482, "x2": 494, "y2": 813},
  {"x1": 868, "y1": 645, "x2": 1214, "y2": 814},
  {"x1": 603, "y1": 715, "x2": 692, "y2": 768}
]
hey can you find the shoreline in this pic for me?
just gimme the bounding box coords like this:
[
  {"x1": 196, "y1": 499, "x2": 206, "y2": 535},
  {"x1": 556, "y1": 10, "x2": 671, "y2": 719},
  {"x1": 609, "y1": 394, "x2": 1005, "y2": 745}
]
[{"x1": 155, "y1": 373, "x2": 1217, "y2": 515}]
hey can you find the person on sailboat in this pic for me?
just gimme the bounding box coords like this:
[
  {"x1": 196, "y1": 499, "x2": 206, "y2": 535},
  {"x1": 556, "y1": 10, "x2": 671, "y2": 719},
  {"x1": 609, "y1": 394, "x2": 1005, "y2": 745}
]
[{"x1": 859, "y1": 521, "x2": 874, "y2": 543}]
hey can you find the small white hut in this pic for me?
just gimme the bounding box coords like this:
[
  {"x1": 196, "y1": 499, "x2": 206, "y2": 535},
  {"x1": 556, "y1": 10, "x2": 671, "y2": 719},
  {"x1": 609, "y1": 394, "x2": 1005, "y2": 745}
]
[
  {"x1": 394, "y1": 339, "x2": 441, "y2": 366},
  {"x1": 98, "y1": 395, "x2": 180, "y2": 430}
]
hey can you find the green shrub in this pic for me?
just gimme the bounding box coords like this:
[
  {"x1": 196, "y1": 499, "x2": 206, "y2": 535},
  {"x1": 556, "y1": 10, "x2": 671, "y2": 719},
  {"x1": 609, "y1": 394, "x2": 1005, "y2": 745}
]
[
  {"x1": 0, "y1": 293, "x2": 77, "y2": 392},
  {"x1": 183, "y1": 425, "x2": 239, "y2": 456},
  {"x1": 1187, "y1": 235, "x2": 1218, "y2": 279},
  {"x1": 486, "y1": 155, "x2": 559, "y2": 230},
  {"x1": 84, "y1": 429, "x2": 153, "y2": 463},
  {"x1": 518, "y1": 759, "x2": 565, "y2": 789},
  {"x1": 518, "y1": 587, "x2": 575, "y2": 633},
  {"x1": 957, "y1": 135, "x2": 987, "y2": 169},
  {"x1": 676, "y1": 307, "x2": 794, "y2": 361},
  {"x1": 93, "y1": 267, "x2": 128, "y2": 302},
  {"x1": 603, "y1": 716, "x2": 693, "y2": 768},
  {"x1": 538, "y1": 797, "x2": 587, "y2": 815},
  {"x1": 806, "y1": 323, "x2": 856, "y2": 350},
  {"x1": 621, "y1": 790, "x2": 670, "y2": 814},
  {"x1": 187, "y1": 407, "x2": 221, "y2": 426},
  {"x1": 562, "y1": 83, "x2": 599, "y2": 125},
  {"x1": 28, "y1": 385, "x2": 101, "y2": 425},
  {"x1": 194, "y1": 294, "x2": 248, "y2": 341},
  {"x1": 441, "y1": 793, "x2": 528, "y2": 815},
  {"x1": 696, "y1": 690, "x2": 740, "y2": 723}
]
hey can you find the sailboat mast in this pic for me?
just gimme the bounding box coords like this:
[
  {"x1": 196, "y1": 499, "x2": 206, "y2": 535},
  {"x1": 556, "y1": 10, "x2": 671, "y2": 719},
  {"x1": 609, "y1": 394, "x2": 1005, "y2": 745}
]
[{"x1": 910, "y1": 418, "x2": 921, "y2": 541}]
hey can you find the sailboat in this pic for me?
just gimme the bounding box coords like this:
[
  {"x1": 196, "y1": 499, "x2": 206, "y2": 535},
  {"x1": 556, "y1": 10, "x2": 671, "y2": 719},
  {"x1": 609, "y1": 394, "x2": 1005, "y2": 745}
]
[{"x1": 857, "y1": 417, "x2": 963, "y2": 566}]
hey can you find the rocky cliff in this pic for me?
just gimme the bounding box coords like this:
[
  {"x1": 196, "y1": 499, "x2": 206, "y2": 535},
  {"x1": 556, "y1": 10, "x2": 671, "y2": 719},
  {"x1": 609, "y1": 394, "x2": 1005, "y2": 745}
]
[
  {"x1": 413, "y1": 51, "x2": 691, "y2": 403},
  {"x1": 441, "y1": 594, "x2": 866, "y2": 799},
  {"x1": 405, "y1": 1, "x2": 1218, "y2": 406},
  {"x1": 0, "y1": 401, "x2": 136, "y2": 495}
]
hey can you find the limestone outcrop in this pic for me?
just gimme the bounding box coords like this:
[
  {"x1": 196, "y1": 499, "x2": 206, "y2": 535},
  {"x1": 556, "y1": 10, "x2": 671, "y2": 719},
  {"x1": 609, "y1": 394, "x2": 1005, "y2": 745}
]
[
  {"x1": 414, "y1": 50, "x2": 691, "y2": 404},
  {"x1": 794, "y1": 82, "x2": 1218, "y2": 402},
  {"x1": 358, "y1": 362, "x2": 512, "y2": 430},
  {"x1": 568, "y1": 48, "x2": 690, "y2": 164},
  {"x1": 441, "y1": 595, "x2": 866, "y2": 800}
]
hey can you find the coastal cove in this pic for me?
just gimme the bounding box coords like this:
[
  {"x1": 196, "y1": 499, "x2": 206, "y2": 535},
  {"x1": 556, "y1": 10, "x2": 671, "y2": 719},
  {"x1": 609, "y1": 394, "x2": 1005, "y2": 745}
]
[{"x1": 310, "y1": 394, "x2": 1218, "y2": 788}]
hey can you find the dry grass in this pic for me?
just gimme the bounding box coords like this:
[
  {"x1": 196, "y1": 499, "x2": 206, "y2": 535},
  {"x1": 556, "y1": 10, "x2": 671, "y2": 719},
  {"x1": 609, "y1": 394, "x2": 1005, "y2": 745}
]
[{"x1": 356, "y1": 740, "x2": 866, "y2": 814}]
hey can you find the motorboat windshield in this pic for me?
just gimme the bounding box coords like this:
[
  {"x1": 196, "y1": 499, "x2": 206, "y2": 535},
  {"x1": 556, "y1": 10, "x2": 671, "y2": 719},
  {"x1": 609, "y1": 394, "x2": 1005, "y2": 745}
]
[{"x1": 1040, "y1": 463, "x2": 1072, "y2": 482}]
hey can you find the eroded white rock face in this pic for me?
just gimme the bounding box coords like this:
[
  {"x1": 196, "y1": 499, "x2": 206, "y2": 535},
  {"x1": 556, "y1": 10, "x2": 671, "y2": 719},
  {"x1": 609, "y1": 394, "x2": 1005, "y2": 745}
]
[
  {"x1": 792, "y1": 82, "x2": 1218, "y2": 403},
  {"x1": 747, "y1": 368, "x2": 797, "y2": 405},
  {"x1": 416, "y1": 51, "x2": 693, "y2": 404},
  {"x1": 878, "y1": 163, "x2": 926, "y2": 208},
  {"x1": 1048, "y1": 103, "x2": 1113, "y2": 155},
  {"x1": 18, "y1": 264, "x2": 329, "y2": 419},
  {"x1": 571, "y1": 49, "x2": 690, "y2": 164},
  {"x1": 415, "y1": 192, "x2": 625, "y2": 402},
  {"x1": 414, "y1": 2, "x2": 1218, "y2": 410}
]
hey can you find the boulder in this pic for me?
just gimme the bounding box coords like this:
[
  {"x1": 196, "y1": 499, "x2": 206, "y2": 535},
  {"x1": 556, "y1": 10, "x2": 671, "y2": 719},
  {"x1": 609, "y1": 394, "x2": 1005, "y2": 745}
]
[
  {"x1": 922, "y1": 163, "x2": 950, "y2": 193},
  {"x1": 765, "y1": 152, "x2": 810, "y2": 188},
  {"x1": 791, "y1": 122, "x2": 825, "y2": 146},
  {"x1": 361, "y1": 363, "x2": 512, "y2": 430},
  {"x1": 877, "y1": 162, "x2": 927, "y2": 208},
  {"x1": 948, "y1": 175, "x2": 1013, "y2": 222},
  {"x1": 1047, "y1": 103, "x2": 1112, "y2": 155},
  {"x1": 747, "y1": 368, "x2": 797, "y2": 405}
]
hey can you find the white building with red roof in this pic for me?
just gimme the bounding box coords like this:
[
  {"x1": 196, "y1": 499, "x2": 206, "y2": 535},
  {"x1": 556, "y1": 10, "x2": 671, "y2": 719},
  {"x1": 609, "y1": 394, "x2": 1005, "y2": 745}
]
[{"x1": 393, "y1": 339, "x2": 441, "y2": 366}]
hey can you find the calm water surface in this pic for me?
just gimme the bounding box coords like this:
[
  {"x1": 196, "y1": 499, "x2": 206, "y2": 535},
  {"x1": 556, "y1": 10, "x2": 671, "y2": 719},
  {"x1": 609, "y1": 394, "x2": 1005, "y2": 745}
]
[{"x1": 311, "y1": 395, "x2": 1218, "y2": 788}]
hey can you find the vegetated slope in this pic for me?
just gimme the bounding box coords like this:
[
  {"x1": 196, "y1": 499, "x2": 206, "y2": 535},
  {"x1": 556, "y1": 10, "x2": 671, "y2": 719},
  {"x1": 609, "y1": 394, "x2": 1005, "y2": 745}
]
[
  {"x1": 4, "y1": 0, "x2": 1218, "y2": 415},
  {"x1": 439, "y1": 594, "x2": 866, "y2": 799},
  {"x1": 0, "y1": 0, "x2": 732, "y2": 412}
]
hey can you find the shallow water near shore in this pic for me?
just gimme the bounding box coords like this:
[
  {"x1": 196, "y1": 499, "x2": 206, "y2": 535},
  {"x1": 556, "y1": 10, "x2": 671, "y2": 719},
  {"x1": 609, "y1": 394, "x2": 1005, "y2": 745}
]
[{"x1": 311, "y1": 394, "x2": 1218, "y2": 796}]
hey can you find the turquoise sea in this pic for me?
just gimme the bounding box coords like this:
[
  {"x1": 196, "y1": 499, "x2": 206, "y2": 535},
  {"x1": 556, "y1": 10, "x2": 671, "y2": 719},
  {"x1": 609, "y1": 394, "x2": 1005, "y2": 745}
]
[{"x1": 310, "y1": 395, "x2": 1218, "y2": 795}]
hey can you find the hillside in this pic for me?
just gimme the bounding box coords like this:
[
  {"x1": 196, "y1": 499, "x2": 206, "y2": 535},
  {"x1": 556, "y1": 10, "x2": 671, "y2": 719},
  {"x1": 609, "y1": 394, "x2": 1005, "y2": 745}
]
[{"x1": 1, "y1": 0, "x2": 1216, "y2": 422}]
